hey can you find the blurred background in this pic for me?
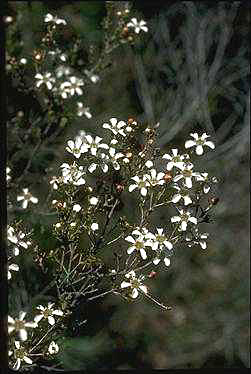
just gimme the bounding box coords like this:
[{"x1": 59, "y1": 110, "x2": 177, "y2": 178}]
[{"x1": 6, "y1": 1, "x2": 250, "y2": 369}]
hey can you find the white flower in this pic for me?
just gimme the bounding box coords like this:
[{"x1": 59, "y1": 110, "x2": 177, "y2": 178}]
[
  {"x1": 173, "y1": 163, "x2": 198, "y2": 189},
  {"x1": 162, "y1": 149, "x2": 186, "y2": 171},
  {"x1": 145, "y1": 160, "x2": 153, "y2": 168},
  {"x1": 128, "y1": 175, "x2": 150, "y2": 197},
  {"x1": 148, "y1": 228, "x2": 173, "y2": 251},
  {"x1": 34, "y1": 302, "x2": 63, "y2": 325},
  {"x1": 56, "y1": 65, "x2": 72, "y2": 78},
  {"x1": 91, "y1": 223, "x2": 99, "y2": 231},
  {"x1": 172, "y1": 185, "x2": 193, "y2": 206},
  {"x1": 8, "y1": 263, "x2": 19, "y2": 280},
  {"x1": 48, "y1": 341, "x2": 59, "y2": 354},
  {"x1": 125, "y1": 230, "x2": 153, "y2": 260},
  {"x1": 186, "y1": 229, "x2": 209, "y2": 249},
  {"x1": 153, "y1": 256, "x2": 171, "y2": 267},
  {"x1": 185, "y1": 133, "x2": 215, "y2": 155},
  {"x1": 17, "y1": 188, "x2": 38, "y2": 209},
  {"x1": 73, "y1": 204, "x2": 81, "y2": 212},
  {"x1": 127, "y1": 18, "x2": 148, "y2": 34},
  {"x1": 62, "y1": 76, "x2": 84, "y2": 96},
  {"x1": 102, "y1": 147, "x2": 125, "y2": 171},
  {"x1": 102, "y1": 118, "x2": 128, "y2": 137},
  {"x1": 60, "y1": 162, "x2": 86, "y2": 185},
  {"x1": 8, "y1": 312, "x2": 37, "y2": 341},
  {"x1": 89, "y1": 197, "x2": 98, "y2": 205},
  {"x1": 50, "y1": 176, "x2": 60, "y2": 190},
  {"x1": 66, "y1": 138, "x2": 87, "y2": 158},
  {"x1": 7, "y1": 227, "x2": 30, "y2": 249},
  {"x1": 84, "y1": 69, "x2": 100, "y2": 83},
  {"x1": 171, "y1": 209, "x2": 197, "y2": 231},
  {"x1": 195, "y1": 172, "x2": 211, "y2": 193},
  {"x1": 9, "y1": 341, "x2": 32, "y2": 370},
  {"x1": 144, "y1": 169, "x2": 165, "y2": 187},
  {"x1": 35, "y1": 72, "x2": 55, "y2": 90},
  {"x1": 121, "y1": 270, "x2": 147, "y2": 299},
  {"x1": 77, "y1": 102, "x2": 92, "y2": 118},
  {"x1": 84, "y1": 135, "x2": 109, "y2": 156},
  {"x1": 44, "y1": 13, "x2": 67, "y2": 25},
  {"x1": 6, "y1": 166, "x2": 11, "y2": 181}
]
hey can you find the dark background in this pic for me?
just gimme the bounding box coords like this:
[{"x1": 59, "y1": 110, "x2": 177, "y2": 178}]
[{"x1": 6, "y1": 1, "x2": 250, "y2": 369}]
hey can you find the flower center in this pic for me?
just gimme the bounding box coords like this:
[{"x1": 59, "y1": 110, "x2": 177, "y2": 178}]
[
  {"x1": 15, "y1": 320, "x2": 25, "y2": 331},
  {"x1": 156, "y1": 234, "x2": 165, "y2": 243},
  {"x1": 135, "y1": 240, "x2": 144, "y2": 250},
  {"x1": 182, "y1": 169, "x2": 192, "y2": 177}
]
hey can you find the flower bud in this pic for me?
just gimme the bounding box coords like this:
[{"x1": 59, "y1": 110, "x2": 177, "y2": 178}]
[
  {"x1": 163, "y1": 171, "x2": 173, "y2": 183},
  {"x1": 209, "y1": 197, "x2": 219, "y2": 205}
]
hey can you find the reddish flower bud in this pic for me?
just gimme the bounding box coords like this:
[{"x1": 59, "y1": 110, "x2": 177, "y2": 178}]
[{"x1": 163, "y1": 171, "x2": 173, "y2": 183}]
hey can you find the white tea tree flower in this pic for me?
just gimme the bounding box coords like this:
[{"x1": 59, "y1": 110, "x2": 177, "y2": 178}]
[
  {"x1": 44, "y1": 13, "x2": 67, "y2": 25},
  {"x1": 6, "y1": 166, "x2": 11, "y2": 181},
  {"x1": 171, "y1": 209, "x2": 197, "y2": 231},
  {"x1": 77, "y1": 102, "x2": 92, "y2": 118},
  {"x1": 84, "y1": 135, "x2": 109, "y2": 156},
  {"x1": 91, "y1": 223, "x2": 99, "y2": 231},
  {"x1": 60, "y1": 162, "x2": 86, "y2": 185},
  {"x1": 127, "y1": 18, "x2": 148, "y2": 33},
  {"x1": 66, "y1": 137, "x2": 87, "y2": 158},
  {"x1": 8, "y1": 263, "x2": 19, "y2": 280},
  {"x1": 8, "y1": 312, "x2": 37, "y2": 341},
  {"x1": 173, "y1": 163, "x2": 198, "y2": 189},
  {"x1": 56, "y1": 65, "x2": 72, "y2": 78},
  {"x1": 144, "y1": 169, "x2": 165, "y2": 187},
  {"x1": 103, "y1": 147, "x2": 125, "y2": 171},
  {"x1": 9, "y1": 341, "x2": 32, "y2": 370},
  {"x1": 186, "y1": 229, "x2": 209, "y2": 249},
  {"x1": 17, "y1": 188, "x2": 38, "y2": 209},
  {"x1": 62, "y1": 76, "x2": 84, "y2": 96},
  {"x1": 48, "y1": 341, "x2": 59, "y2": 355},
  {"x1": 128, "y1": 175, "x2": 150, "y2": 197},
  {"x1": 121, "y1": 270, "x2": 147, "y2": 299},
  {"x1": 148, "y1": 228, "x2": 173, "y2": 251},
  {"x1": 35, "y1": 72, "x2": 55, "y2": 90},
  {"x1": 195, "y1": 172, "x2": 211, "y2": 193},
  {"x1": 102, "y1": 117, "x2": 128, "y2": 137},
  {"x1": 34, "y1": 302, "x2": 63, "y2": 325},
  {"x1": 172, "y1": 184, "x2": 193, "y2": 206},
  {"x1": 162, "y1": 149, "x2": 187, "y2": 171},
  {"x1": 125, "y1": 230, "x2": 153, "y2": 260},
  {"x1": 185, "y1": 133, "x2": 215, "y2": 155}
]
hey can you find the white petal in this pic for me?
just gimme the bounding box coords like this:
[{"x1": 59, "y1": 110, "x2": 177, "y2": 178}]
[
  {"x1": 19, "y1": 329, "x2": 27, "y2": 341},
  {"x1": 181, "y1": 221, "x2": 187, "y2": 231},
  {"x1": 131, "y1": 288, "x2": 139, "y2": 299},
  {"x1": 141, "y1": 187, "x2": 147, "y2": 196},
  {"x1": 172, "y1": 194, "x2": 181, "y2": 203},
  {"x1": 205, "y1": 141, "x2": 215, "y2": 149},
  {"x1": 121, "y1": 281, "x2": 131, "y2": 289},
  {"x1": 53, "y1": 309, "x2": 63, "y2": 316},
  {"x1": 139, "y1": 285, "x2": 147, "y2": 294},
  {"x1": 153, "y1": 258, "x2": 160, "y2": 265},
  {"x1": 184, "y1": 195, "x2": 192, "y2": 205},
  {"x1": 125, "y1": 236, "x2": 135, "y2": 244},
  {"x1": 185, "y1": 140, "x2": 196, "y2": 149},
  {"x1": 23, "y1": 356, "x2": 33, "y2": 364},
  {"x1": 196, "y1": 145, "x2": 204, "y2": 155},
  {"x1": 185, "y1": 177, "x2": 192, "y2": 189},
  {"x1": 164, "y1": 257, "x2": 171, "y2": 267},
  {"x1": 129, "y1": 184, "x2": 137, "y2": 192},
  {"x1": 189, "y1": 217, "x2": 197, "y2": 225},
  {"x1": 48, "y1": 316, "x2": 55, "y2": 325},
  {"x1": 127, "y1": 246, "x2": 135, "y2": 255},
  {"x1": 171, "y1": 216, "x2": 181, "y2": 223},
  {"x1": 140, "y1": 248, "x2": 147, "y2": 260}
]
